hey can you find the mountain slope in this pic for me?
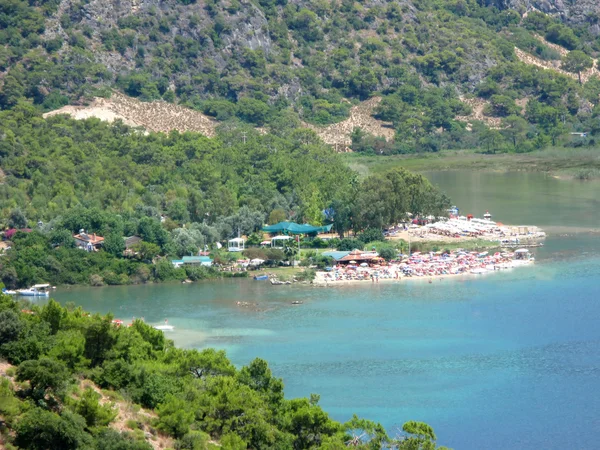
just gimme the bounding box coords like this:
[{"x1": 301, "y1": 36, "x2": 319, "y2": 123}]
[{"x1": 3, "y1": 0, "x2": 600, "y2": 152}]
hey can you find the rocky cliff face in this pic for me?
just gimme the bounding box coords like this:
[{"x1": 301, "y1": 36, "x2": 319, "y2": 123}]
[
  {"x1": 488, "y1": 0, "x2": 600, "y2": 33},
  {"x1": 44, "y1": 0, "x2": 275, "y2": 73}
]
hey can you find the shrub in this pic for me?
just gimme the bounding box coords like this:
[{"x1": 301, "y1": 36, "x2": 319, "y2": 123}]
[
  {"x1": 357, "y1": 228, "x2": 385, "y2": 244},
  {"x1": 156, "y1": 395, "x2": 194, "y2": 438},
  {"x1": 75, "y1": 387, "x2": 118, "y2": 427},
  {"x1": 337, "y1": 238, "x2": 363, "y2": 251}
]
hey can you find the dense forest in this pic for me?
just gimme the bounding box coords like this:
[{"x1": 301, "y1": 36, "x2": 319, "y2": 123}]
[
  {"x1": 2, "y1": 0, "x2": 600, "y2": 152},
  {"x1": 0, "y1": 106, "x2": 449, "y2": 288},
  {"x1": 0, "y1": 295, "x2": 449, "y2": 449}
]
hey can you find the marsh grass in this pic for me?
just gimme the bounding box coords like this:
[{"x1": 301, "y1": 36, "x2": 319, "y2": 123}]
[{"x1": 343, "y1": 147, "x2": 600, "y2": 179}]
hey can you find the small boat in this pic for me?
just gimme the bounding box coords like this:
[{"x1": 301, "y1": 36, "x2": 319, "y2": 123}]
[
  {"x1": 2, "y1": 288, "x2": 17, "y2": 295},
  {"x1": 253, "y1": 275, "x2": 269, "y2": 281},
  {"x1": 291, "y1": 301, "x2": 303, "y2": 305},
  {"x1": 153, "y1": 319, "x2": 174, "y2": 331},
  {"x1": 16, "y1": 284, "x2": 51, "y2": 296}
]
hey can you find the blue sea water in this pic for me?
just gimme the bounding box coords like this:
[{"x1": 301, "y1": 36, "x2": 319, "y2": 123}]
[
  {"x1": 52, "y1": 172, "x2": 600, "y2": 449},
  {"x1": 53, "y1": 235, "x2": 600, "y2": 450}
]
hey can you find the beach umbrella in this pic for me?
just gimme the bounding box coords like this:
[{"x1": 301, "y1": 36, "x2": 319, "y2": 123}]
[
  {"x1": 360, "y1": 262, "x2": 369, "y2": 267},
  {"x1": 349, "y1": 260, "x2": 357, "y2": 264}
]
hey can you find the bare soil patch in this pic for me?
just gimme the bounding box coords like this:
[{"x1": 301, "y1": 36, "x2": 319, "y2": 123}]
[
  {"x1": 456, "y1": 97, "x2": 502, "y2": 129},
  {"x1": 304, "y1": 97, "x2": 396, "y2": 147},
  {"x1": 514, "y1": 47, "x2": 600, "y2": 83},
  {"x1": 44, "y1": 91, "x2": 217, "y2": 137}
]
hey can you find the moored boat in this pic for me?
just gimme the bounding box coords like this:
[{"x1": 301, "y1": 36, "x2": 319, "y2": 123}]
[
  {"x1": 153, "y1": 319, "x2": 174, "y2": 331},
  {"x1": 254, "y1": 275, "x2": 269, "y2": 281},
  {"x1": 2, "y1": 288, "x2": 17, "y2": 295},
  {"x1": 16, "y1": 284, "x2": 51, "y2": 297}
]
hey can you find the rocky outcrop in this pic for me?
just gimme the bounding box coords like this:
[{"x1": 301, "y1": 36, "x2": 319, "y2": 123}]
[{"x1": 486, "y1": 0, "x2": 600, "y2": 33}]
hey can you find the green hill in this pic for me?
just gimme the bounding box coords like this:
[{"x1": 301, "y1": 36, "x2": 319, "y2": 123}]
[{"x1": 2, "y1": 0, "x2": 600, "y2": 152}]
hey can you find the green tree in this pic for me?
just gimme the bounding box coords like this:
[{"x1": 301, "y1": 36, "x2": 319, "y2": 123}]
[
  {"x1": 348, "y1": 67, "x2": 378, "y2": 99},
  {"x1": 48, "y1": 229, "x2": 76, "y2": 248},
  {"x1": 489, "y1": 95, "x2": 519, "y2": 117},
  {"x1": 179, "y1": 348, "x2": 236, "y2": 379},
  {"x1": 75, "y1": 387, "x2": 118, "y2": 428},
  {"x1": 562, "y1": 50, "x2": 594, "y2": 84},
  {"x1": 95, "y1": 429, "x2": 153, "y2": 450},
  {"x1": 236, "y1": 98, "x2": 270, "y2": 125},
  {"x1": 287, "y1": 397, "x2": 342, "y2": 449},
  {"x1": 40, "y1": 299, "x2": 65, "y2": 334},
  {"x1": 171, "y1": 228, "x2": 206, "y2": 257},
  {"x1": 47, "y1": 330, "x2": 89, "y2": 370},
  {"x1": 130, "y1": 241, "x2": 161, "y2": 261},
  {"x1": 268, "y1": 208, "x2": 287, "y2": 224},
  {"x1": 502, "y1": 115, "x2": 528, "y2": 149},
  {"x1": 0, "y1": 76, "x2": 25, "y2": 109},
  {"x1": 156, "y1": 395, "x2": 195, "y2": 438},
  {"x1": 237, "y1": 358, "x2": 284, "y2": 406},
  {"x1": 378, "y1": 246, "x2": 397, "y2": 261},
  {"x1": 396, "y1": 421, "x2": 449, "y2": 450},
  {"x1": 8, "y1": 207, "x2": 27, "y2": 228},
  {"x1": 14, "y1": 409, "x2": 93, "y2": 450},
  {"x1": 343, "y1": 414, "x2": 388, "y2": 450},
  {"x1": 84, "y1": 315, "x2": 117, "y2": 367},
  {"x1": 16, "y1": 357, "x2": 71, "y2": 401},
  {"x1": 0, "y1": 309, "x2": 23, "y2": 346},
  {"x1": 103, "y1": 231, "x2": 125, "y2": 256},
  {"x1": 481, "y1": 128, "x2": 503, "y2": 154}
]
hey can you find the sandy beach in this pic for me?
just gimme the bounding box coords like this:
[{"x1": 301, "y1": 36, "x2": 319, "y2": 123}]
[{"x1": 313, "y1": 251, "x2": 534, "y2": 287}]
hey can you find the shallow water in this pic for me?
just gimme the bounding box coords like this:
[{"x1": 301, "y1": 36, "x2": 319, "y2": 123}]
[{"x1": 52, "y1": 172, "x2": 600, "y2": 450}]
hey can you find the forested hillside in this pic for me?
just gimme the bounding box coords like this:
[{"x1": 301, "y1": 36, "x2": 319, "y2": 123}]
[
  {"x1": 3, "y1": 0, "x2": 600, "y2": 152},
  {"x1": 0, "y1": 296, "x2": 450, "y2": 449},
  {"x1": 0, "y1": 105, "x2": 449, "y2": 288}
]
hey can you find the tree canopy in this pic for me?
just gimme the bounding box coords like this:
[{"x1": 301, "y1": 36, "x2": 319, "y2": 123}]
[{"x1": 0, "y1": 294, "x2": 449, "y2": 450}]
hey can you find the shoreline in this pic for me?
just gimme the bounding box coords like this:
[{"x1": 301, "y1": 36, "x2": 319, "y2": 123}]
[
  {"x1": 342, "y1": 148, "x2": 600, "y2": 180},
  {"x1": 313, "y1": 259, "x2": 534, "y2": 287}
]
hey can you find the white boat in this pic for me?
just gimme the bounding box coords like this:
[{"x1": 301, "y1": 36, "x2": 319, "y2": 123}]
[
  {"x1": 153, "y1": 320, "x2": 174, "y2": 331},
  {"x1": 16, "y1": 284, "x2": 51, "y2": 297},
  {"x1": 2, "y1": 288, "x2": 17, "y2": 295}
]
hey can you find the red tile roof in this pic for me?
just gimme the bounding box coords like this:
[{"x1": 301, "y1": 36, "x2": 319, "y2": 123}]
[{"x1": 73, "y1": 232, "x2": 104, "y2": 245}]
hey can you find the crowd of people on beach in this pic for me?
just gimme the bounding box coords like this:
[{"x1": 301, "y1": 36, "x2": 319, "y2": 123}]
[
  {"x1": 316, "y1": 249, "x2": 533, "y2": 284},
  {"x1": 407, "y1": 218, "x2": 546, "y2": 241}
]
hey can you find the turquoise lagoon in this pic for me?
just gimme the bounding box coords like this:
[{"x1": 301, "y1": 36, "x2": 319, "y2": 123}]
[{"x1": 53, "y1": 172, "x2": 600, "y2": 450}]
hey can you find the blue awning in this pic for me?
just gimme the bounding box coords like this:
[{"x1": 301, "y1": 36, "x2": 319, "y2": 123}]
[{"x1": 262, "y1": 221, "x2": 333, "y2": 235}]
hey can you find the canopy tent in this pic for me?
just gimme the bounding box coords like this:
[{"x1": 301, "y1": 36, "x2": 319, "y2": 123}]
[
  {"x1": 271, "y1": 235, "x2": 292, "y2": 248},
  {"x1": 262, "y1": 221, "x2": 333, "y2": 235},
  {"x1": 227, "y1": 237, "x2": 245, "y2": 252}
]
